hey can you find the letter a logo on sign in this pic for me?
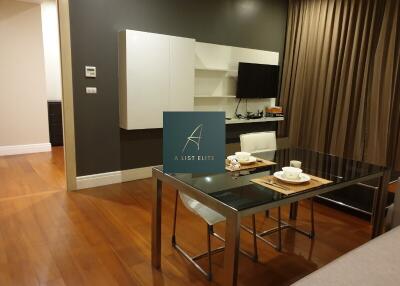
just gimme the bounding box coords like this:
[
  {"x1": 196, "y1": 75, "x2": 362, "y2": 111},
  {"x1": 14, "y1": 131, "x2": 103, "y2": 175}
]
[{"x1": 182, "y1": 124, "x2": 203, "y2": 153}]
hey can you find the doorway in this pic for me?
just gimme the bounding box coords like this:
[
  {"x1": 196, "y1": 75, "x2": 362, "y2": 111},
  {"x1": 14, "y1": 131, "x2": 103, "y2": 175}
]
[{"x1": 0, "y1": 0, "x2": 76, "y2": 195}]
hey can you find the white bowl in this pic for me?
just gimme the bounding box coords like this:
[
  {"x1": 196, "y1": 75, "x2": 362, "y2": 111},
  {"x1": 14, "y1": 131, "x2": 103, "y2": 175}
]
[
  {"x1": 235, "y1": 151, "x2": 251, "y2": 162},
  {"x1": 282, "y1": 167, "x2": 303, "y2": 180}
]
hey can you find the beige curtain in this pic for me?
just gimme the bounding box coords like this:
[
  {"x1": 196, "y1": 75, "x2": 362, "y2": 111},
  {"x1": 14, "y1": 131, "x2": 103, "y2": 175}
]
[{"x1": 279, "y1": 0, "x2": 400, "y2": 170}]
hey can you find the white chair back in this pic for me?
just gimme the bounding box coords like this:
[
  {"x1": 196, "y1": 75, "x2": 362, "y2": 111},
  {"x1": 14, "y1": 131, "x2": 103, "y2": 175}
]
[
  {"x1": 240, "y1": 131, "x2": 277, "y2": 154},
  {"x1": 179, "y1": 192, "x2": 225, "y2": 225}
]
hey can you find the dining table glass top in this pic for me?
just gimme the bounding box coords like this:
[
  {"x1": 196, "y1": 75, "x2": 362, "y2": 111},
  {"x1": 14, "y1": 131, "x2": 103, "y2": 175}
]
[{"x1": 155, "y1": 148, "x2": 385, "y2": 211}]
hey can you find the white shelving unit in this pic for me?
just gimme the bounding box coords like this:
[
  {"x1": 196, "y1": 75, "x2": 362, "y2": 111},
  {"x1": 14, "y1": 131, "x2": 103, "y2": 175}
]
[{"x1": 194, "y1": 42, "x2": 280, "y2": 118}]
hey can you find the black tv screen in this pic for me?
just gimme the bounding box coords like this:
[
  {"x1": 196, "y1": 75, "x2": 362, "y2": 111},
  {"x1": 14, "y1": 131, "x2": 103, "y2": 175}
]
[{"x1": 236, "y1": 63, "x2": 279, "y2": 98}]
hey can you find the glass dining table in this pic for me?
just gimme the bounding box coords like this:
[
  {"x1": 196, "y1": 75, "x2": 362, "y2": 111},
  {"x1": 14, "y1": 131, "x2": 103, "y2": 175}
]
[{"x1": 151, "y1": 148, "x2": 390, "y2": 286}]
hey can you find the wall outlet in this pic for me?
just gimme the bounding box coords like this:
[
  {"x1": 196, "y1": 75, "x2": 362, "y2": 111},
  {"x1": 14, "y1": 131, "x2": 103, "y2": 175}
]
[
  {"x1": 86, "y1": 87, "x2": 97, "y2": 94},
  {"x1": 85, "y1": 66, "x2": 96, "y2": 78}
]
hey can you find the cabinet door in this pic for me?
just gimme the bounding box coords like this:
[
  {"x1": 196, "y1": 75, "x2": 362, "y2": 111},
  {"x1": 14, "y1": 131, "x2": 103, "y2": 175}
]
[
  {"x1": 125, "y1": 30, "x2": 170, "y2": 129},
  {"x1": 169, "y1": 36, "x2": 195, "y2": 111}
]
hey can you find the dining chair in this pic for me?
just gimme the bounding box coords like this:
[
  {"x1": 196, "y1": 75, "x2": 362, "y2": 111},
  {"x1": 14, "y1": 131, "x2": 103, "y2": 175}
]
[
  {"x1": 240, "y1": 131, "x2": 277, "y2": 154},
  {"x1": 239, "y1": 131, "x2": 315, "y2": 252},
  {"x1": 172, "y1": 191, "x2": 258, "y2": 281}
]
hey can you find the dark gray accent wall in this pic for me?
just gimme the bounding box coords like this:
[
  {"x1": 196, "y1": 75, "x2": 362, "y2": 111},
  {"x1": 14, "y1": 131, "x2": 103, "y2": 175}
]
[{"x1": 69, "y1": 0, "x2": 288, "y2": 176}]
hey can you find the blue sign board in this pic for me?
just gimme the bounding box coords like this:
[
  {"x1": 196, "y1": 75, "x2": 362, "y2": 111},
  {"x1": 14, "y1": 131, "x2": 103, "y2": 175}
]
[{"x1": 163, "y1": 112, "x2": 225, "y2": 173}]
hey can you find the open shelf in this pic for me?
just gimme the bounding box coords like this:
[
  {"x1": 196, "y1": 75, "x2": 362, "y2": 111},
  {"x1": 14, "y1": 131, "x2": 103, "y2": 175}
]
[
  {"x1": 226, "y1": 117, "x2": 284, "y2": 124},
  {"x1": 195, "y1": 67, "x2": 232, "y2": 72},
  {"x1": 194, "y1": 95, "x2": 236, "y2": 98},
  {"x1": 195, "y1": 67, "x2": 238, "y2": 77}
]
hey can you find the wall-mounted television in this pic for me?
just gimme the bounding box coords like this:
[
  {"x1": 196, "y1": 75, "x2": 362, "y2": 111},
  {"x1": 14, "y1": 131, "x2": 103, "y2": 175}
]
[{"x1": 236, "y1": 62, "x2": 279, "y2": 98}]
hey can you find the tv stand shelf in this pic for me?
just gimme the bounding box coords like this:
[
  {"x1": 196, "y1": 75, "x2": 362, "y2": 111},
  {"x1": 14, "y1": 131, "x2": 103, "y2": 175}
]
[
  {"x1": 195, "y1": 67, "x2": 238, "y2": 77},
  {"x1": 195, "y1": 67, "x2": 235, "y2": 72},
  {"x1": 194, "y1": 95, "x2": 236, "y2": 98},
  {"x1": 226, "y1": 117, "x2": 284, "y2": 124}
]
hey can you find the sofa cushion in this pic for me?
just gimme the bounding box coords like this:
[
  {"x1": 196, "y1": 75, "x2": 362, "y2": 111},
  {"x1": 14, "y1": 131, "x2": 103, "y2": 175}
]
[{"x1": 292, "y1": 226, "x2": 400, "y2": 285}]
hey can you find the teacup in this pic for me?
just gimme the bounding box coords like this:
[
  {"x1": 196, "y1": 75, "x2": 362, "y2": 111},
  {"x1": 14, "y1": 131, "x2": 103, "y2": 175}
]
[
  {"x1": 282, "y1": 167, "x2": 303, "y2": 180},
  {"x1": 235, "y1": 152, "x2": 251, "y2": 162},
  {"x1": 290, "y1": 160, "x2": 302, "y2": 168}
]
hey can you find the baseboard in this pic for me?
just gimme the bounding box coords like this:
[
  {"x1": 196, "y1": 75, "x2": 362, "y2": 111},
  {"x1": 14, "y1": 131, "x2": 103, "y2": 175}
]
[
  {"x1": 76, "y1": 171, "x2": 122, "y2": 190},
  {"x1": 0, "y1": 143, "x2": 51, "y2": 156},
  {"x1": 76, "y1": 166, "x2": 154, "y2": 190},
  {"x1": 121, "y1": 166, "x2": 153, "y2": 182}
]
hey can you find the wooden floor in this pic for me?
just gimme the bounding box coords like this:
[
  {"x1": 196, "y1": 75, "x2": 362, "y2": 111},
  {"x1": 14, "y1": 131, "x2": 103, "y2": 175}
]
[
  {"x1": 0, "y1": 147, "x2": 65, "y2": 200},
  {"x1": 0, "y1": 148, "x2": 373, "y2": 286}
]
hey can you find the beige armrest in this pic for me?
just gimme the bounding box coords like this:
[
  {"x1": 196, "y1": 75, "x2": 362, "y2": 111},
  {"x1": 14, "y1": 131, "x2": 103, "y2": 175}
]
[{"x1": 292, "y1": 226, "x2": 400, "y2": 286}]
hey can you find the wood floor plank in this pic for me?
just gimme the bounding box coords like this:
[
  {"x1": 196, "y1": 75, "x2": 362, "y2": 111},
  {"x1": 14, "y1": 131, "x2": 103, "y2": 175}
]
[{"x1": 0, "y1": 148, "x2": 375, "y2": 285}]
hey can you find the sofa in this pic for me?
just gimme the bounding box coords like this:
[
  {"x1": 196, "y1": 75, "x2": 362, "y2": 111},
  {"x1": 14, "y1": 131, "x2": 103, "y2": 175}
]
[{"x1": 293, "y1": 179, "x2": 400, "y2": 286}]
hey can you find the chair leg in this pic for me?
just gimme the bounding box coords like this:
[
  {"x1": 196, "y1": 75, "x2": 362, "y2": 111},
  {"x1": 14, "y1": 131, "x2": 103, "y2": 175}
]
[
  {"x1": 172, "y1": 190, "x2": 179, "y2": 245},
  {"x1": 265, "y1": 210, "x2": 270, "y2": 218},
  {"x1": 277, "y1": 206, "x2": 282, "y2": 251},
  {"x1": 207, "y1": 225, "x2": 212, "y2": 281},
  {"x1": 252, "y1": 214, "x2": 258, "y2": 261},
  {"x1": 310, "y1": 198, "x2": 315, "y2": 238},
  {"x1": 257, "y1": 202, "x2": 315, "y2": 249}
]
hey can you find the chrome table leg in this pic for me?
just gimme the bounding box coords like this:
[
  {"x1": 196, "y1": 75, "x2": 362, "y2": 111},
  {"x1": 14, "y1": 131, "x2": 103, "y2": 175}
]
[{"x1": 223, "y1": 212, "x2": 240, "y2": 286}]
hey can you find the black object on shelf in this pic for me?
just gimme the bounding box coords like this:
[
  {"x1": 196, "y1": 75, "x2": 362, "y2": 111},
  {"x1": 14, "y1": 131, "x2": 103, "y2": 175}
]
[
  {"x1": 246, "y1": 114, "x2": 263, "y2": 119},
  {"x1": 48, "y1": 101, "x2": 63, "y2": 146}
]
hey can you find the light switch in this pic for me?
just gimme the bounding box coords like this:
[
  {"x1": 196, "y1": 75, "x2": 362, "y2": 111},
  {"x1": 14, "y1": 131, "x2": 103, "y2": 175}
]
[
  {"x1": 86, "y1": 87, "x2": 97, "y2": 94},
  {"x1": 85, "y1": 66, "x2": 96, "y2": 78}
]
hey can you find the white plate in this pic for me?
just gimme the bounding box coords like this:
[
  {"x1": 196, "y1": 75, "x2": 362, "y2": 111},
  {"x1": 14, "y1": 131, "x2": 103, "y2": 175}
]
[
  {"x1": 227, "y1": 155, "x2": 257, "y2": 165},
  {"x1": 273, "y1": 171, "x2": 310, "y2": 184}
]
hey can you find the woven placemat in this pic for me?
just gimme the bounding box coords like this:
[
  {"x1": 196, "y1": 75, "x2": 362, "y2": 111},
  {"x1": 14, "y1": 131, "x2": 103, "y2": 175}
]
[
  {"x1": 225, "y1": 158, "x2": 276, "y2": 172},
  {"x1": 251, "y1": 174, "x2": 333, "y2": 195}
]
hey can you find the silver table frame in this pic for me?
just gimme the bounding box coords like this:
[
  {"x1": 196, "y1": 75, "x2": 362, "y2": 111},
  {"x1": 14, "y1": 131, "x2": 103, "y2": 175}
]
[{"x1": 151, "y1": 167, "x2": 390, "y2": 286}]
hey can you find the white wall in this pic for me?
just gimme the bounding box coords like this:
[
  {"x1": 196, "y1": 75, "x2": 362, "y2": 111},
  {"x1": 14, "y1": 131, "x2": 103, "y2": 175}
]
[
  {"x1": 0, "y1": 0, "x2": 50, "y2": 152},
  {"x1": 41, "y1": 0, "x2": 62, "y2": 101}
]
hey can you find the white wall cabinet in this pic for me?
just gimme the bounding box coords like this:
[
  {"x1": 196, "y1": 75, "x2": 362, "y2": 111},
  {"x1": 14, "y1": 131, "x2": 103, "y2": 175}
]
[
  {"x1": 119, "y1": 30, "x2": 194, "y2": 130},
  {"x1": 168, "y1": 36, "x2": 195, "y2": 111},
  {"x1": 119, "y1": 30, "x2": 281, "y2": 129}
]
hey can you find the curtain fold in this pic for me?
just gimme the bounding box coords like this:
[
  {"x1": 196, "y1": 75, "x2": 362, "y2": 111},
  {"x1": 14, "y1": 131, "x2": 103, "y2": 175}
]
[{"x1": 279, "y1": 0, "x2": 400, "y2": 171}]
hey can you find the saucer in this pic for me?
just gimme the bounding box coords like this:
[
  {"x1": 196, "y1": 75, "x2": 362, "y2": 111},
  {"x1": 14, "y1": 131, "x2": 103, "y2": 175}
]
[
  {"x1": 227, "y1": 155, "x2": 257, "y2": 165},
  {"x1": 237, "y1": 156, "x2": 257, "y2": 165},
  {"x1": 273, "y1": 171, "x2": 310, "y2": 184}
]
